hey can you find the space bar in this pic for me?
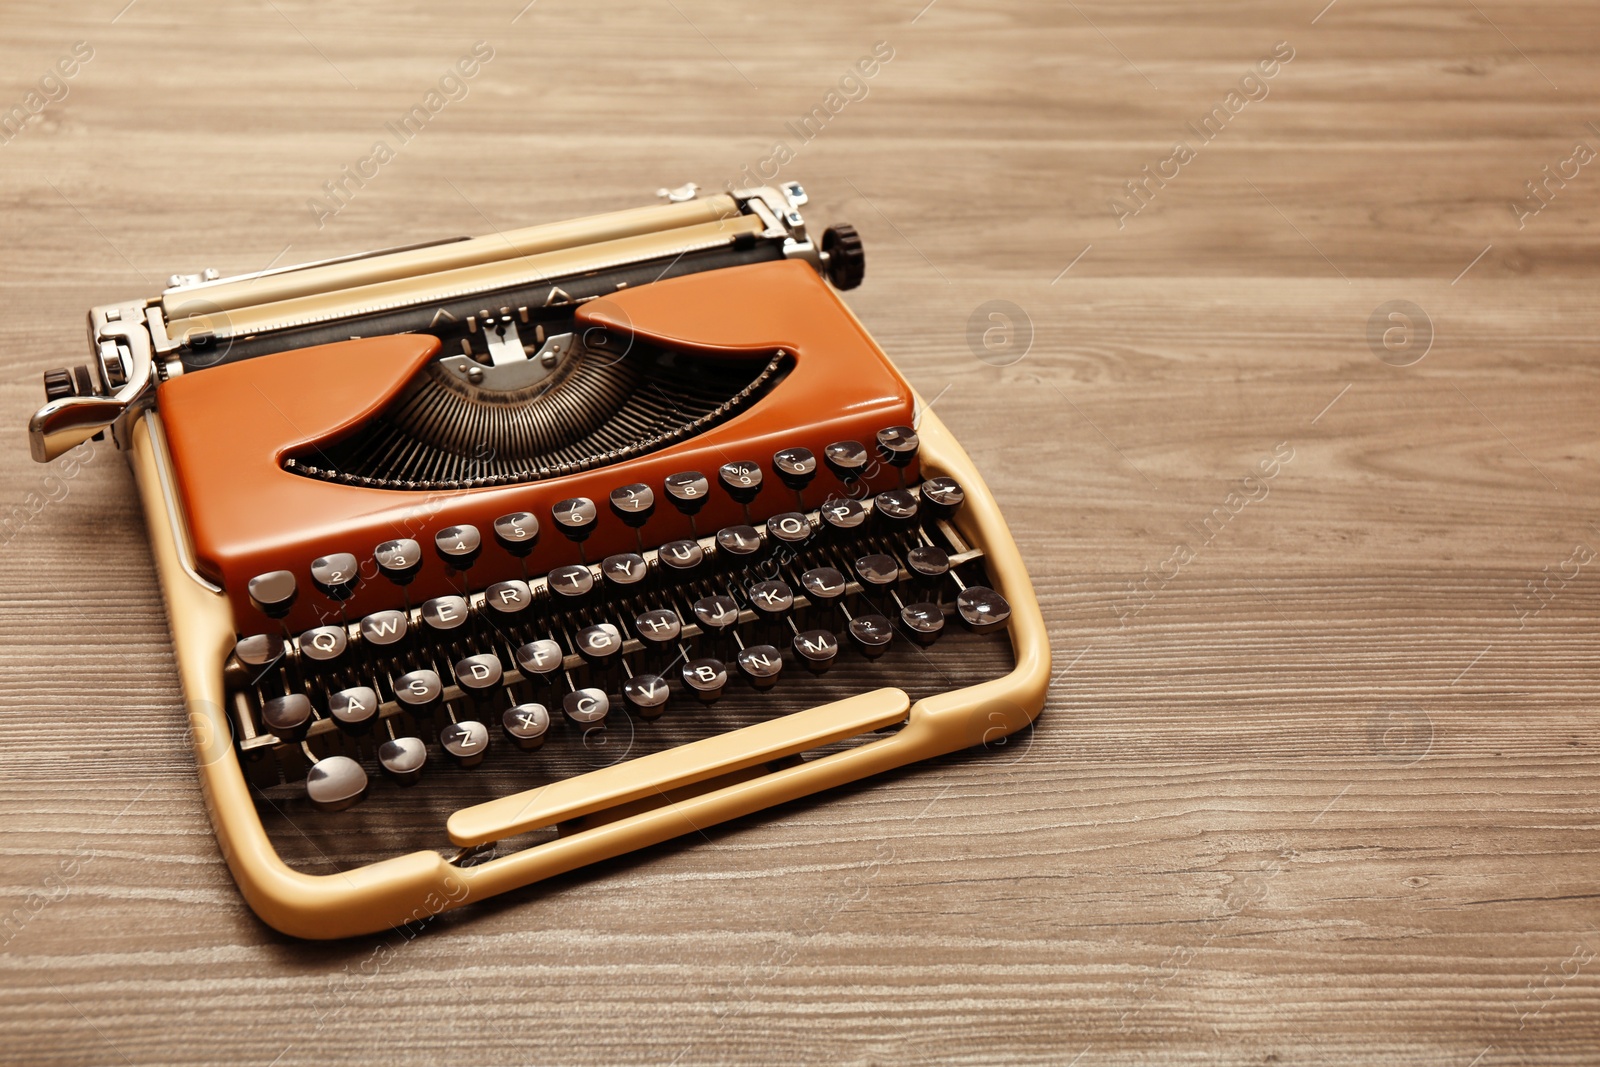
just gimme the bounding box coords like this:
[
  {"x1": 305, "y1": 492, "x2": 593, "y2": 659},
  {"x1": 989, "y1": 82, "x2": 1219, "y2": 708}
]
[{"x1": 446, "y1": 688, "x2": 910, "y2": 847}]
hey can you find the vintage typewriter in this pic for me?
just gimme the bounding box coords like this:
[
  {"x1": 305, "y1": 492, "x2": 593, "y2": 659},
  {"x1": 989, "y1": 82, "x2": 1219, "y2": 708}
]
[{"x1": 26, "y1": 183, "x2": 1048, "y2": 938}]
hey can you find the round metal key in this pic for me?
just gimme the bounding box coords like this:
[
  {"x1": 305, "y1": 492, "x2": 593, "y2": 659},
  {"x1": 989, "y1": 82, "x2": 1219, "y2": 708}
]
[
  {"x1": 633, "y1": 608, "x2": 682, "y2": 648},
  {"x1": 454, "y1": 653, "x2": 504, "y2": 695},
  {"x1": 737, "y1": 644, "x2": 784, "y2": 691},
  {"x1": 609, "y1": 483, "x2": 656, "y2": 527},
  {"x1": 551, "y1": 497, "x2": 598, "y2": 543},
  {"x1": 766, "y1": 512, "x2": 811, "y2": 548},
  {"x1": 502, "y1": 703, "x2": 551, "y2": 750},
  {"x1": 310, "y1": 552, "x2": 360, "y2": 601},
  {"x1": 715, "y1": 525, "x2": 762, "y2": 558},
  {"x1": 546, "y1": 563, "x2": 594, "y2": 600},
  {"x1": 956, "y1": 585, "x2": 1012, "y2": 635},
  {"x1": 854, "y1": 553, "x2": 901, "y2": 590},
  {"x1": 328, "y1": 686, "x2": 380, "y2": 731},
  {"x1": 575, "y1": 623, "x2": 624, "y2": 664},
  {"x1": 434, "y1": 524, "x2": 482, "y2": 571},
  {"x1": 875, "y1": 425, "x2": 919, "y2": 469},
  {"x1": 484, "y1": 580, "x2": 532, "y2": 615},
  {"x1": 230, "y1": 633, "x2": 284, "y2": 674},
  {"x1": 440, "y1": 720, "x2": 490, "y2": 766},
  {"x1": 247, "y1": 570, "x2": 297, "y2": 619},
  {"x1": 848, "y1": 614, "x2": 895, "y2": 658},
  {"x1": 823, "y1": 440, "x2": 869, "y2": 482},
  {"x1": 820, "y1": 498, "x2": 866, "y2": 532},
  {"x1": 718, "y1": 460, "x2": 764, "y2": 504},
  {"x1": 872, "y1": 488, "x2": 919, "y2": 529},
  {"x1": 306, "y1": 756, "x2": 369, "y2": 812},
  {"x1": 693, "y1": 595, "x2": 741, "y2": 635},
  {"x1": 299, "y1": 625, "x2": 348, "y2": 663},
  {"x1": 601, "y1": 553, "x2": 648, "y2": 589},
  {"x1": 492, "y1": 512, "x2": 540, "y2": 556},
  {"x1": 792, "y1": 628, "x2": 839, "y2": 674},
  {"x1": 900, "y1": 602, "x2": 946, "y2": 646},
  {"x1": 421, "y1": 595, "x2": 470, "y2": 632},
  {"x1": 657, "y1": 539, "x2": 705, "y2": 575},
  {"x1": 622, "y1": 674, "x2": 670, "y2": 719},
  {"x1": 663, "y1": 471, "x2": 710, "y2": 516},
  {"x1": 226, "y1": 634, "x2": 284, "y2": 690},
  {"x1": 562, "y1": 688, "x2": 610, "y2": 725},
  {"x1": 919, "y1": 476, "x2": 965, "y2": 519},
  {"x1": 378, "y1": 736, "x2": 428, "y2": 786},
  {"x1": 800, "y1": 567, "x2": 847, "y2": 606},
  {"x1": 747, "y1": 580, "x2": 794, "y2": 621},
  {"x1": 515, "y1": 639, "x2": 565, "y2": 680},
  {"x1": 359, "y1": 609, "x2": 409, "y2": 647},
  {"x1": 906, "y1": 545, "x2": 950, "y2": 582},
  {"x1": 772, "y1": 447, "x2": 817, "y2": 491},
  {"x1": 393, "y1": 669, "x2": 443, "y2": 713},
  {"x1": 681, "y1": 657, "x2": 729, "y2": 704},
  {"x1": 374, "y1": 538, "x2": 423, "y2": 585},
  {"x1": 260, "y1": 693, "x2": 312, "y2": 740}
]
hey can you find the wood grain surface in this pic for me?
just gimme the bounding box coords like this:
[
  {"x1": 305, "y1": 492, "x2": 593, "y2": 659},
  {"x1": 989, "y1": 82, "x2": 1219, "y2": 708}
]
[{"x1": 4, "y1": 1, "x2": 1600, "y2": 1064}]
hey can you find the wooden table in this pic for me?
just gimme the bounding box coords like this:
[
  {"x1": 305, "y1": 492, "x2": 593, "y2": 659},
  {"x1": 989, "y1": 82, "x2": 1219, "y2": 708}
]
[{"x1": 2, "y1": 1, "x2": 1597, "y2": 1063}]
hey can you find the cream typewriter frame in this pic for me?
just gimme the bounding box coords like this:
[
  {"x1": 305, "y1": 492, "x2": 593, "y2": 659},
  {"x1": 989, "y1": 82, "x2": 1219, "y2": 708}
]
[{"x1": 130, "y1": 396, "x2": 1049, "y2": 940}]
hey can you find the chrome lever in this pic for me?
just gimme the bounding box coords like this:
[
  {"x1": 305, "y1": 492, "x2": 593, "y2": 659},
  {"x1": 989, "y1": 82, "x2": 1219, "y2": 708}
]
[{"x1": 28, "y1": 305, "x2": 155, "y2": 462}]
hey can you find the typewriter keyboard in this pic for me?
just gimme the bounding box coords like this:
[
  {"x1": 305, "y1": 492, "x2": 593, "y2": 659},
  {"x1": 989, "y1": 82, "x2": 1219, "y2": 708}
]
[{"x1": 225, "y1": 438, "x2": 1019, "y2": 865}]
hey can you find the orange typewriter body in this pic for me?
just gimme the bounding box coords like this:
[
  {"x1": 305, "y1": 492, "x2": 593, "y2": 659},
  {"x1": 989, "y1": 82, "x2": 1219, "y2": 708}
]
[
  {"x1": 27, "y1": 186, "x2": 1049, "y2": 938},
  {"x1": 160, "y1": 261, "x2": 916, "y2": 629}
]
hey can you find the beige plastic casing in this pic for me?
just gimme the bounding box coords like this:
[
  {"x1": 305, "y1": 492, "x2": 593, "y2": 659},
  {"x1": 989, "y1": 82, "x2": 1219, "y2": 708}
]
[{"x1": 129, "y1": 401, "x2": 1050, "y2": 940}]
